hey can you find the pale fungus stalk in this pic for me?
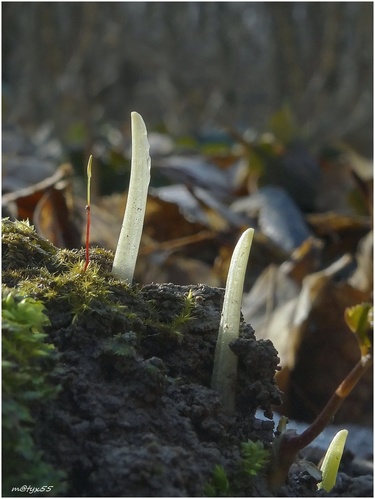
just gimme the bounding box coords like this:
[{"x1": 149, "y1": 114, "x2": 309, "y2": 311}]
[
  {"x1": 318, "y1": 429, "x2": 348, "y2": 492},
  {"x1": 211, "y1": 228, "x2": 254, "y2": 414},
  {"x1": 112, "y1": 112, "x2": 151, "y2": 282}
]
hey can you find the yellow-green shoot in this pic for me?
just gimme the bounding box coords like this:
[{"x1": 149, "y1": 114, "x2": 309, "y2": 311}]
[
  {"x1": 112, "y1": 112, "x2": 151, "y2": 282},
  {"x1": 211, "y1": 228, "x2": 254, "y2": 414},
  {"x1": 318, "y1": 429, "x2": 348, "y2": 492}
]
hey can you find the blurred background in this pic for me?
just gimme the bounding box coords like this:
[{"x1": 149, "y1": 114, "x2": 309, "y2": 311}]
[
  {"x1": 2, "y1": 2, "x2": 373, "y2": 426},
  {"x1": 3, "y1": 2, "x2": 373, "y2": 151}
]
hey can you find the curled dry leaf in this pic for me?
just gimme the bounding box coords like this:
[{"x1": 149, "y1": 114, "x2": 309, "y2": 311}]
[
  {"x1": 2, "y1": 164, "x2": 81, "y2": 248},
  {"x1": 244, "y1": 249, "x2": 373, "y2": 425}
]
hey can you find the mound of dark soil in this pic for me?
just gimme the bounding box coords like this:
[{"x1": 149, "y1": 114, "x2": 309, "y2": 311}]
[{"x1": 38, "y1": 282, "x2": 282, "y2": 497}]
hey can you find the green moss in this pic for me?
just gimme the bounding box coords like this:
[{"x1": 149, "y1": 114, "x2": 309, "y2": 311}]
[
  {"x1": 204, "y1": 440, "x2": 270, "y2": 496},
  {"x1": 2, "y1": 218, "x2": 200, "y2": 367},
  {"x1": 3, "y1": 220, "x2": 200, "y2": 354},
  {"x1": 103, "y1": 331, "x2": 138, "y2": 358},
  {"x1": 2, "y1": 289, "x2": 66, "y2": 496},
  {"x1": 2, "y1": 219, "x2": 139, "y2": 327},
  {"x1": 204, "y1": 465, "x2": 231, "y2": 497},
  {"x1": 240, "y1": 440, "x2": 270, "y2": 477},
  {"x1": 144, "y1": 289, "x2": 196, "y2": 340},
  {"x1": 169, "y1": 288, "x2": 195, "y2": 335},
  {"x1": 2, "y1": 219, "x2": 58, "y2": 272}
]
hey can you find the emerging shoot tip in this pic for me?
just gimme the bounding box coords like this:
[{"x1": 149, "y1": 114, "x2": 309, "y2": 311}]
[
  {"x1": 112, "y1": 112, "x2": 151, "y2": 282},
  {"x1": 211, "y1": 228, "x2": 254, "y2": 413}
]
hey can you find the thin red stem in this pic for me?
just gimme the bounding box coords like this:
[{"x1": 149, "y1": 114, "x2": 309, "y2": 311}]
[
  {"x1": 286, "y1": 353, "x2": 372, "y2": 453},
  {"x1": 83, "y1": 205, "x2": 91, "y2": 272}
]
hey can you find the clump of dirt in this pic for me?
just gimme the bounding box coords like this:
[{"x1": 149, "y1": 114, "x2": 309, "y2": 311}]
[
  {"x1": 2, "y1": 219, "x2": 372, "y2": 497},
  {"x1": 41, "y1": 282, "x2": 282, "y2": 497}
]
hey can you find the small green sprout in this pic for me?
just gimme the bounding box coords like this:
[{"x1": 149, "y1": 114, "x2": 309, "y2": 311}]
[
  {"x1": 211, "y1": 228, "x2": 254, "y2": 414},
  {"x1": 112, "y1": 112, "x2": 151, "y2": 283},
  {"x1": 344, "y1": 302, "x2": 372, "y2": 357},
  {"x1": 318, "y1": 429, "x2": 348, "y2": 492}
]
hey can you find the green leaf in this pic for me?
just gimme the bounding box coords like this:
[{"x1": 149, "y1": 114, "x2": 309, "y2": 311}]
[{"x1": 344, "y1": 303, "x2": 372, "y2": 356}]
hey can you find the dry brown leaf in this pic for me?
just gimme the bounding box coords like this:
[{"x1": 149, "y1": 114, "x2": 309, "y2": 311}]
[{"x1": 2, "y1": 164, "x2": 81, "y2": 248}]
